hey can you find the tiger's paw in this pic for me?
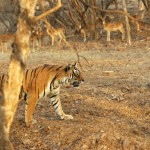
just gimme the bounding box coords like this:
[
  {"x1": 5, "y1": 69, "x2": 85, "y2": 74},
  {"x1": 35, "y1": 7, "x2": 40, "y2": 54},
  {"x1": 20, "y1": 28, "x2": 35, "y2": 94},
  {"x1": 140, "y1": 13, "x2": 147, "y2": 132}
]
[
  {"x1": 60, "y1": 114, "x2": 73, "y2": 120},
  {"x1": 25, "y1": 121, "x2": 30, "y2": 127}
]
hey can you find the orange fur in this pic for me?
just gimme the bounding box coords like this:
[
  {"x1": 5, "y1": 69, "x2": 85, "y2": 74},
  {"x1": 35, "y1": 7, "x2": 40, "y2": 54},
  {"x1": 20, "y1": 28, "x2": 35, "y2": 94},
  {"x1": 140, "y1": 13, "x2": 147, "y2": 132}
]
[{"x1": 0, "y1": 63, "x2": 84, "y2": 126}]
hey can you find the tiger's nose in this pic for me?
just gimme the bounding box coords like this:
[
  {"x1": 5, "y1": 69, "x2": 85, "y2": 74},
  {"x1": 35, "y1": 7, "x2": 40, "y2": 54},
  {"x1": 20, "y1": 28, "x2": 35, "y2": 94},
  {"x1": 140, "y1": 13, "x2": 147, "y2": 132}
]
[{"x1": 81, "y1": 78, "x2": 84, "y2": 82}]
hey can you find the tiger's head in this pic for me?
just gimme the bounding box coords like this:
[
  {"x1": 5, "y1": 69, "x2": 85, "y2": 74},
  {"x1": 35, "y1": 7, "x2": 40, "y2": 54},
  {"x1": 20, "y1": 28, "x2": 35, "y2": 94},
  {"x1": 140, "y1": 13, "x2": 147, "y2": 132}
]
[{"x1": 63, "y1": 63, "x2": 84, "y2": 87}]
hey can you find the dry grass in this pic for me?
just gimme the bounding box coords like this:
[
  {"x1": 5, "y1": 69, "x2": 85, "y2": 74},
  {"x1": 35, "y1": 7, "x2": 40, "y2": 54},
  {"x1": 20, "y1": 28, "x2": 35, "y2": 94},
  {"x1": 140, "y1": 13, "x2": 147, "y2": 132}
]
[{"x1": 0, "y1": 32, "x2": 150, "y2": 149}]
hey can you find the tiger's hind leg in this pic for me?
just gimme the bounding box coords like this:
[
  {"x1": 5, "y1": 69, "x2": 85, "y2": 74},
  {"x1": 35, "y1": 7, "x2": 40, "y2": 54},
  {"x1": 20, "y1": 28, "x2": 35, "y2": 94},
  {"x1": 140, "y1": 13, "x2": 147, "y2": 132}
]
[
  {"x1": 25, "y1": 96, "x2": 38, "y2": 126},
  {"x1": 50, "y1": 94, "x2": 73, "y2": 120}
]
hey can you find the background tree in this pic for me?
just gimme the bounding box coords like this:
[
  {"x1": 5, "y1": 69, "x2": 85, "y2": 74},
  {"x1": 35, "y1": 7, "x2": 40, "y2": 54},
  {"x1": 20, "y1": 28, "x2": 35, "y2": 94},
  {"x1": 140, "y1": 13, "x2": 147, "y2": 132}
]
[{"x1": 122, "y1": 0, "x2": 131, "y2": 45}]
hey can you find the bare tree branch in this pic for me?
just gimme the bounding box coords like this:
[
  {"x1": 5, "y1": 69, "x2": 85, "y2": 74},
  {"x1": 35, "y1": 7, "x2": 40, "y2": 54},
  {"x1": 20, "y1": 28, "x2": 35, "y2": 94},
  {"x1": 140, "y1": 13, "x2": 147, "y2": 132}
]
[
  {"x1": 105, "y1": 0, "x2": 115, "y2": 10},
  {"x1": 73, "y1": 44, "x2": 90, "y2": 70},
  {"x1": 78, "y1": 0, "x2": 143, "y2": 23},
  {"x1": 34, "y1": 0, "x2": 62, "y2": 22},
  {"x1": 141, "y1": 0, "x2": 149, "y2": 10},
  {"x1": 122, "y1": 0, "x2": 131, "y2": 45}
]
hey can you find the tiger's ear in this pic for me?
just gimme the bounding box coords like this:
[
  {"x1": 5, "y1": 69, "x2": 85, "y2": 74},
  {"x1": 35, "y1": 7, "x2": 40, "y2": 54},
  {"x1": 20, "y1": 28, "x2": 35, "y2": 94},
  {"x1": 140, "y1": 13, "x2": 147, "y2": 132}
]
[
  {"x1": 73, "y1": 62, "x2": 78, "y2": 68},
  {"x1": 65, "y1": 64, "x2": 72, "y2": 72}
]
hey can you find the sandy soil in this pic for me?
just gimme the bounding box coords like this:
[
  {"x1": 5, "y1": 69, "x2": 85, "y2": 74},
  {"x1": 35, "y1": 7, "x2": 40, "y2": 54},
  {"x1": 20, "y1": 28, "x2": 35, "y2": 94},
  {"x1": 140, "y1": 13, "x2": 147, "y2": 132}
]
[{"x1": 0, "y1": 31, "x2": 150, "y2": 150}]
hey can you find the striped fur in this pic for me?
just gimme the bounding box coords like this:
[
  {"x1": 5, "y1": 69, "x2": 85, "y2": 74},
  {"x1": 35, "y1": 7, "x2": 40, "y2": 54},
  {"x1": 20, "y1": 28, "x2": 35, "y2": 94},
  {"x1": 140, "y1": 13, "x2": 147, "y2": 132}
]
[
  {"x1": 0, "y1": 63, "x2": 84, "y2": 126},
  {"x1": 0, "y1": 73, "x2": 8, "y2": 100}
]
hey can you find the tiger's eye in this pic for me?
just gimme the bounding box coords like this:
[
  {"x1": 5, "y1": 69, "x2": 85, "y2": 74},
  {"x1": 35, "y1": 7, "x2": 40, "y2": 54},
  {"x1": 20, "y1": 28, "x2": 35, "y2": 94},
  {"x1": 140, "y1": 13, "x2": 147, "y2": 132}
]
[{"x1": 74, "y1": 69, "x2": 79, "y2": 76}]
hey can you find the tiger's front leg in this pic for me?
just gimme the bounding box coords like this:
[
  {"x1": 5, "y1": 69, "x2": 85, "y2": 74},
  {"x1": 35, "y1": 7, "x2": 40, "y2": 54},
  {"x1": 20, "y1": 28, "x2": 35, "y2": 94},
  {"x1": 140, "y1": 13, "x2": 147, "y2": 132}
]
[
  {"x1": 50, "y1": 94, "x2": 73, "y2": 120},
  {"x1": 25, "y1": 96, "x2": 38, "y2": 126}
]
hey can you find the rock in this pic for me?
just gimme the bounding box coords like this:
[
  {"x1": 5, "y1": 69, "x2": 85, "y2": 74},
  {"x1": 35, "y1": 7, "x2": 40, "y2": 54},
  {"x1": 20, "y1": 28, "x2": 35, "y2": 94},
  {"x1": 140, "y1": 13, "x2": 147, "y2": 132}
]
[
  {"x1": 22, "y1": 139, "x2": 33, "y2": 145},
  {"x1": 81, "y1": 144, "x2": 88, "y2": 149},
  {"x1": 102, "y1": 71, "x2": 115, "y2": 76}
]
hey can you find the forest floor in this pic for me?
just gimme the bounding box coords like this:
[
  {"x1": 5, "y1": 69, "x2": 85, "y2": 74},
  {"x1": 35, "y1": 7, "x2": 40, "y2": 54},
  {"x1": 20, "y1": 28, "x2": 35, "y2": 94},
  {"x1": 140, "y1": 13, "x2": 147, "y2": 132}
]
[{"x1": 0, "y1": 30, "x2": 150, "y2": 150}]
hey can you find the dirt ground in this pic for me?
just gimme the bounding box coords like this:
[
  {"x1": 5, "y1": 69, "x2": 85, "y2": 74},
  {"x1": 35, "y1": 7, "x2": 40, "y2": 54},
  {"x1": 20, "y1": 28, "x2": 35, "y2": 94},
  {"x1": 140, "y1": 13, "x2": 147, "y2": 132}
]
[{"x1": 0, "y1": 30, "x2": 150, "y2": 150}]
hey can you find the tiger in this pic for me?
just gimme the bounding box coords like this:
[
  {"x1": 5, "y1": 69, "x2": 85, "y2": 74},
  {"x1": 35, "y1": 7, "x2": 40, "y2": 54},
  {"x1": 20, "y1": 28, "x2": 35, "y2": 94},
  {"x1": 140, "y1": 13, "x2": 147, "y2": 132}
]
[
  {"x1": 0, "y1": 63, "x2": 84, "y2": 126},
  {"x1": 0, "y1": 73, "x2": 8, "y2": 100}
]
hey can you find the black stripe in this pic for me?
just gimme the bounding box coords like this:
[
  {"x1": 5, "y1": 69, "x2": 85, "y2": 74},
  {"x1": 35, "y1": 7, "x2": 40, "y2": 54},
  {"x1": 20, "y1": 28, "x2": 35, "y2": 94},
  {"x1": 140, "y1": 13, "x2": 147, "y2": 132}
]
[
  {"x1": 34, "y1": 77, "x2": 37, "y2": 96},
  {"x1": 55, "y1": 105, "x2": 58, "y2": 110},
  {"x1": 38, "y1": 88, "x2": 40, "y2": 99},
  {"x1": 47, "y1": 65, "x2": 55, "y2": 71},
  {"x1": 32, "y1": 68, "x2": 38, "y2": 84},
  {"x1": 34, "y1": 70, "x2": 40, "y2": 82},
  {"x1": 30, "y1": 69, "x2": 35, "y2": 85},
  {"x1": 52, "y1": 72, "x2": 62, "y2": 84},
  {"x1": 52, "y1": 100, "x2": 58, "y2": 107},
  {"x1": 25, "y1": 101, "x2": 28, "y2": 105},
  {"x1": 34, "y1": 71, "x2": 41, "y2": 96},
  {"x1": 56, "y1": 66, "x2": 62, "y2": 71},
  {"x1": 28, "y1": 67, "x2": 40, "y2": 87},
  {"x1": 25, "y1": 70, "x2": 29, "y2": 82},
  {"x1": 20, "y1": 92, "x2": 27, "y2": 101},
  {"x1": 50, "y1": 72, "x2": 63, "y2": 90},
  {"x1": 53, "y1": 86, "x2": 59, "y2": 90},
  {"x1": 33, "y1": 67, "x2": 39, "y2": 89},
  {"x1": 50, "y1": 75, "x2": 57, "y2": 90},
  {"x1": 19, "y1": 86, "x2": 23, "y2": 99},
  {"x1": 41, "y1": 64, "x2": 49, "y2": 72},
  {"x1": 43, "y1": 86, "x2": 46, "y2": 97},
  {"x1": 1, "y1": 74, "x2": 5, "y2": 85},
  {"x1": 50, "y1": 83, "x2": 52, "y2": 91},
  {"x1": 33, "y1": 68, "x2": 40, "y2": 96},
  {"x1": 34, "y1": 67, "x2": 38, "y2": 74},
  {"x1": 50, "y1": 94, "x2": 57, "y2": 98},
  {"x1": 24, "y1": 93, "x2": 27, "y2": 101}
]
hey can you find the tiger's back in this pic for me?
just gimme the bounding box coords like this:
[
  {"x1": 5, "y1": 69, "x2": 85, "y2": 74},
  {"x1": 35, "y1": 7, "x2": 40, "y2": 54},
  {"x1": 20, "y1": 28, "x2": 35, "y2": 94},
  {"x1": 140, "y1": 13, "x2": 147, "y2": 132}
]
[{"x1": 22, "y1": 64, "x2": 74, "y2": 97}]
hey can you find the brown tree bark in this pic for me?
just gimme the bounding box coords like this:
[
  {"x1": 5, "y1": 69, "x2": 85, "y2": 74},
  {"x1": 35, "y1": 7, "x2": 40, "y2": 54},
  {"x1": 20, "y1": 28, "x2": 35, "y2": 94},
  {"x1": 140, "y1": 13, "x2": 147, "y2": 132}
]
[
  {"x1": 122, "y1": 0, "x2": 131, "y2": 45},
  {"x1": 0, "y1": 0, "x2": 62, "y2": 149},
  {"x1": 0, "y1": 0, "x2": 38, "y2": 149},
  {"x1": 115, "y1": 0, "x2": 119, "y2": 20}
]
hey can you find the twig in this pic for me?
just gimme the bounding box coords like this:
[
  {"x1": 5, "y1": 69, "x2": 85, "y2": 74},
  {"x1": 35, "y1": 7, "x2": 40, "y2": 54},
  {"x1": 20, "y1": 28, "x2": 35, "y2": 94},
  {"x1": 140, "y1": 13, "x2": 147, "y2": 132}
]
[
  {"x1": 61, "y1": 36, "x2": 90, "y2": 71},
  {"x1": 34, "y1": 0, "x2": 62, "y2": 22},
  {"x1": 78, "y1": 0, "x2": 142, "y2": 23}
]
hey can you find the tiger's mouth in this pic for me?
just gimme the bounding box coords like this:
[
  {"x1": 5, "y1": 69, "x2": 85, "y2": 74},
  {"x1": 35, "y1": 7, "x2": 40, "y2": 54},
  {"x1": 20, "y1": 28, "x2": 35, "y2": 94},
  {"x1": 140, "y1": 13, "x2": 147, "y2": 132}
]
[{"x1": 73, "y1": 81, "x2": 80, "y2": 87}]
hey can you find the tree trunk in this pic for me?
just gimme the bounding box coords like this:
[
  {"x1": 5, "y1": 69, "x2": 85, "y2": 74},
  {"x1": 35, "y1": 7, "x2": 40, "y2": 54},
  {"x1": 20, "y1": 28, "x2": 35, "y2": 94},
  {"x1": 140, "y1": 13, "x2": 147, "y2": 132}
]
[
  {"x1": 0, "y1": 0, "x2": 62, "y2": 149},
  {"x1": 122, "y1": 0, "x2": 131, "y2": 45},
  {"x1": 0, "y1": 0, "x2": 38, "y2": 149},
  {"x1": 148, "y1": 0, "x2": 150, "y2": 22},
  {"x1": 115, "y1": 0, "x2": 119, "y2": 20},
  {"x1": 138, "y1": 0, "x2": 146, "y2": 20}
]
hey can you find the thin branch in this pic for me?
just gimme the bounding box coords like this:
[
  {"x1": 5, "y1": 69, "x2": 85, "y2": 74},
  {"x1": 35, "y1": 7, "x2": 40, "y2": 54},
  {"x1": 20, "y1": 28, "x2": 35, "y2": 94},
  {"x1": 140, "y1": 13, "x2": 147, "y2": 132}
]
[
  {"x1": 67, "y1": 1, "x2": 79, "y2": 27},
  {"x1": 71, "y1": 0, "x2": 88, "y2": 27},
  {"x1": 78, "y1": 1, "x2": 143, "y2": 23},
  {"x1": 105, "y1": 0, "x2": 115, "y2": 9},
  {"x1": 73, "y1": 44, "x2": 90, "y2": 70},
  {"x1": 34, "y1": 0, "x2": 62, "y2": 22},
  {"x1": 62, "y1": 38, "x2": 90, "y2": 71},
  {"x1": 141, "y1": 0, "x2": 148, "y2": 10},
  {"x1": 62, "y1": 9, "x2": 75, "y2": 27}
]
